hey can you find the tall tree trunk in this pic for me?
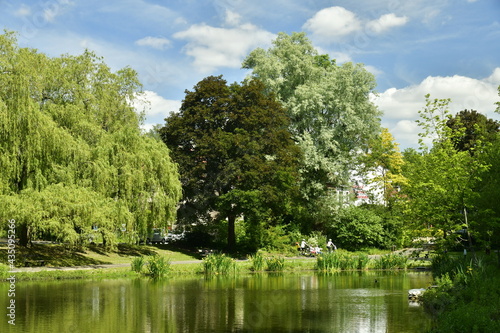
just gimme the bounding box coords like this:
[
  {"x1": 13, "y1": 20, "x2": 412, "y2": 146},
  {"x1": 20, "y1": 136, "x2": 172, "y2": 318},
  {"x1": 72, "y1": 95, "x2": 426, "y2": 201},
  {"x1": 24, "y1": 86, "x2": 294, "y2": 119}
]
[
  {"x1": 18, "y1": 223, "x2": 30, "y2": 247},
  {"x1": 227, "y1": 214, "x2": 236, "y2": 252}
]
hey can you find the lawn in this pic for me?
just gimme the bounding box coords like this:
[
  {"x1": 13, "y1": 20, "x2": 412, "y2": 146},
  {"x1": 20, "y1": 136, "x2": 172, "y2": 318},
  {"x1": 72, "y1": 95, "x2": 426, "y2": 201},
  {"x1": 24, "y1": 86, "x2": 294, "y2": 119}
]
[{"x1": 0, "y1": 242, "x2": 200, "y2": 268}]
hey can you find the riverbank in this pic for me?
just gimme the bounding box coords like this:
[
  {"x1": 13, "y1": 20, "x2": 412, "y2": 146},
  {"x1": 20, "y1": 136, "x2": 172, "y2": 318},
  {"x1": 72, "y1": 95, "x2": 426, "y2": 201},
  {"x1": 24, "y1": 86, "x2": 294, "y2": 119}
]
[
  {"x1": 0, "y1": 242, "x2": 431, "y2": 281},
  {"x1": 421, "y1": 252, "x2": 500, "y2": 332}
]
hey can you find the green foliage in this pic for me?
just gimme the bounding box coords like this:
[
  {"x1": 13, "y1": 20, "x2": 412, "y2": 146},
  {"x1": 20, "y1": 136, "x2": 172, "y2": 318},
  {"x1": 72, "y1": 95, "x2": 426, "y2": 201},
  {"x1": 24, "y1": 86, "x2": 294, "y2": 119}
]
[
  {"x1": 202, "y1": 253, "x2": 236, "y2": 275},
  {"x1": 446, "y1": 109, "x2": 499, "y2": 154},
  {"x1": 424, "y1": 254, "x2": 500, "y2": 332},
  {"x1": 248, "y1": 252, "x2": 265, "y2": 271},
  {"x1": 373, "y1": 253, "x2": 408, "y2": 269},
  {"x1": 0, "y1": 263, "x2": 8, "y2": 279},
  {"x1": 243, "y1": 32, "x2": 381, "y2": 227},
  {"x1": 362, "y1": 128, "x2": 407, "y2": 207},
  {"x1": 161, "y1": 75, "x2": 301, "y2": 249},
  {"x1": 328, "y1": 206, "x2": 385, "y2": 251},
  {"x1": 265, "y1": 256, "x2": 285, "y2": 271},
  {"x1": 316, "y1": 252, "x2": 368, "y2": 271},
  {"x1": 401, "y1": 96, "x2": 490, "y2": 246},
  {"x1": 130, "y1": 256, "x2": 145, "y2": 273},
  {"x1": 0, "y1": 31, "x2": 181, "y2": 247},
  {"x1": 146, "y1": 255, "x2": 171, "y2": 279}
]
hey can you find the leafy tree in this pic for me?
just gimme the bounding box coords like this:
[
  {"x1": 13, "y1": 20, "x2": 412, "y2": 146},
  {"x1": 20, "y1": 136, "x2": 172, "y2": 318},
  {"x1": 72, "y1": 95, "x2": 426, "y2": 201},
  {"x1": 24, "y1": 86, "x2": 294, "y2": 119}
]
[
  {"x1": 471, "y1": 137, "x2": 500, "y2": 252},
  {"x1": 160, "y1": 76, "x2": 301, "y2": 250},
  {"x1": 242, "y1": 32, "x2": 381, "y2": 228},
  {"x1": 445, "y1": 109, "x2": 499, "y2": 154},
  {"x1": 401, "y1": 96, "x2": 488, "y2": 248},
  {"x1": 0, "y1": 31, "x2": 181, "y2": 247},
  {"x1": 328, "y1": 205, "x2": 385, "y2": 251},
  {"x1": 362, "y1": 128, "x2": 407, "y2": 206}
]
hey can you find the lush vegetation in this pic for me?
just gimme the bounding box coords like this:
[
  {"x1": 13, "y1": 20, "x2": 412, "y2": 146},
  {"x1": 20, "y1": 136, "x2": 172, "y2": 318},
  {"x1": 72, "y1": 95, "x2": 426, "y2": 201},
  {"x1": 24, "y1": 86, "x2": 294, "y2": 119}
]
[
  {"x1": 0, "y1": 31, "x2": 181, "y2": 249},
  {"x1": 422, "y1": 253, "x2": 500, "y2": 332},
  {"x1": 1, "y1": 29, "x2": 500, "y2": 328}
]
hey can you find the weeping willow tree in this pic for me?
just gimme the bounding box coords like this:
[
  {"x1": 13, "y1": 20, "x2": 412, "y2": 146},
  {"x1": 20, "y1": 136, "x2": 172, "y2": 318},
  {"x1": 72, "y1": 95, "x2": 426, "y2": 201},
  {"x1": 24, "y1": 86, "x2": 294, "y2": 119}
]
[{"x1": 0, "y1": 31, "x2": 181, "y2": 248}]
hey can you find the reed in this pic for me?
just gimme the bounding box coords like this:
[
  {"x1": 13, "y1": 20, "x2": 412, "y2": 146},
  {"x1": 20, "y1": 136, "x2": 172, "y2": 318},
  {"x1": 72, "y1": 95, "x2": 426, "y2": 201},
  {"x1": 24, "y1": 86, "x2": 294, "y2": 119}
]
[
  {"x1": 202, "y1": 253, "x2": 236, "y2": 275},
  {"x1": 373, "y1": 253, "x2": 408, "y2": 269},
  {"x1": 130, "y1": 256, "x2": 145, "y2": 273},
  {"x1": 265, "y1": 256, "x2": 285, "y2": 272},
  {"x1": 316, "y1": 252, "x2": 370, "y2": 271},
  {"x1": 146, "y1": 255, "x2": 171, "y2": 278},
  {"x1": 248, "y1": 252, "x2": 265, "y2": 271}
]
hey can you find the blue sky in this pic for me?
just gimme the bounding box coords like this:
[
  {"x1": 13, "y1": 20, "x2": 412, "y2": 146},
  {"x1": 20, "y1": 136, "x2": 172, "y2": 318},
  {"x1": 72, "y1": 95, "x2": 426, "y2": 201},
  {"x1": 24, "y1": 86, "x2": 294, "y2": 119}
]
[{"x1": 1, "y1": 0, "x2": 499, "y2": 149}]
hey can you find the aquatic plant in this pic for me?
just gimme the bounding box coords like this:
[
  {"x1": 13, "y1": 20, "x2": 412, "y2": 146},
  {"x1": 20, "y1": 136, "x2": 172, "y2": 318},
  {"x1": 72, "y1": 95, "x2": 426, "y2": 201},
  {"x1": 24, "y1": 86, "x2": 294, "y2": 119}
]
[
  {"x1": 203, "y1": 253, "x2": 236, "y2": 275},
  {"x1": 146, "y1": 255, "x2": 171, "y2": 278},
  {"x1": 265, "y1": 256, "x2": 285, "y2": 272},
  {"x1": 373, "y1": 253, "x2": 408, "y2": 269},
  {"x1": 248, "y1": 252, "x2": 265, "y2": 271},
  {"x1": 130, "y1": 256, "x2": 145, "y2": 273}
]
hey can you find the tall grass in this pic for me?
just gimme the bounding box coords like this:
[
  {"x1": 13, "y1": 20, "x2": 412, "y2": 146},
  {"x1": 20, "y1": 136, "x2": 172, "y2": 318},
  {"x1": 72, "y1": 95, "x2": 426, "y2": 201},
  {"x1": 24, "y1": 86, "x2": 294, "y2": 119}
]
[
  {"x1": 131, "y1": 256, "x2": 145, "y2": 273},
  {"x1": 248, "y1": 252, "x2": 265, "y2": 271},
  {"x1": 265, "y1": 256, "x2": 285, "y2": 272},
  {"x1": 203, "y1": 253, "x2": 236, "y2": 275},
  {"x1": 316, "y1": 252, "x2": 370, "y2": 271},
  {"x1": 146, "y1": 255, "x2": 171, "y2": 278},
  {"x1": 373, "y1": 253, "x2": 408, "y2": 269}
]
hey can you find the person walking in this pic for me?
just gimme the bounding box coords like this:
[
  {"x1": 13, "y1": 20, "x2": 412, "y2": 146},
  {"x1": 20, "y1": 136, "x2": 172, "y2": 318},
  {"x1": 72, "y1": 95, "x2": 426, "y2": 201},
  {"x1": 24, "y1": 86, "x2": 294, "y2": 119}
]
[
  {"x1": 326, "y1": 239, "x2": 337, "y2": 253},
  {"x1": 300, "y1": 239, "x2": 309, "y2": 255}
]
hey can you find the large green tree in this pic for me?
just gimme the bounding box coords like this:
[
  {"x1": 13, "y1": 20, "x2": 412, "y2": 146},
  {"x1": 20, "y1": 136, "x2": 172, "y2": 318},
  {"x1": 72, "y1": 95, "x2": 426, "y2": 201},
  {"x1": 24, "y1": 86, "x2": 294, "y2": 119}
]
[
  {"x1": 0, "y1": 31, "x2": 181, "y2": 247},
  {"x1": 242, "y1": 32, "x2": 381, "y2": 228},
  {"x1": 445, "y1": 109, "x2": 499, "y2": 154},
  {"x1": 401, "y1": 96, "x2": 488, "y2": 247},
  {"x1": 160, "y1": 76, "x2": 301, "y2": 250}
]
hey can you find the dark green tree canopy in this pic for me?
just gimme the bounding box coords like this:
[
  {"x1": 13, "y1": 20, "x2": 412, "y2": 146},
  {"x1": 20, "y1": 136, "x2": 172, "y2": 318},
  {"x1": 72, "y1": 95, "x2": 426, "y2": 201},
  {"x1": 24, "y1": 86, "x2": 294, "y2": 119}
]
[
  {"x1": 446, "y1": 109, "x2": 500, "y2": 154},
  {"x1": 160, "y1": 76, "x2": 301, "y2": 249}
]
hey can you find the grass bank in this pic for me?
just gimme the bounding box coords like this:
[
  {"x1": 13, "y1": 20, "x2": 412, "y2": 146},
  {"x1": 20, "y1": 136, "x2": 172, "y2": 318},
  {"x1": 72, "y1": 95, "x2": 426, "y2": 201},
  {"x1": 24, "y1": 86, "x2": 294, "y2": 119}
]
[
  {"x1": 421, "y1": 252, "x2": 500, "y2": 332},
  {"x1": 0, "y1": 243, "x2": 430, "y2": 281}
]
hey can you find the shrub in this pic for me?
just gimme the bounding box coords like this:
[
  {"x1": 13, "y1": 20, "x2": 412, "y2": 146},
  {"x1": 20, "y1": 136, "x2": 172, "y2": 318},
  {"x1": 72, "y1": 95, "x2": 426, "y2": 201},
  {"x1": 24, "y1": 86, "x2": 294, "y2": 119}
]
[
  {"x1": 203, "y1": 253, "x2": 236, "y2": 275},
  {"x1": 327, "y1": 206, "x2": 385, "y2": 251}
]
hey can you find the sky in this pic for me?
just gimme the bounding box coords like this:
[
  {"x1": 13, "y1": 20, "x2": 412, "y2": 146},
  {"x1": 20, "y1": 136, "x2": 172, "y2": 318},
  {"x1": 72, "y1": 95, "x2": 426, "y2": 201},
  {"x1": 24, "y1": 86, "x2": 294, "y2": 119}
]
[{"x1": 1, "y1": 0, "x2": 499, "y2": 149}]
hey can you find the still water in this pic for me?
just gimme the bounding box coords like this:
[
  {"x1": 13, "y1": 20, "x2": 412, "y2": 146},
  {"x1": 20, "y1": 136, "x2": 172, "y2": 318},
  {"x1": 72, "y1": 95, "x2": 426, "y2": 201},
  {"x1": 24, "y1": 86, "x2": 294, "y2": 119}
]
[{"x1": 1, "y1": 271, "x2": 432, "y2": 333}]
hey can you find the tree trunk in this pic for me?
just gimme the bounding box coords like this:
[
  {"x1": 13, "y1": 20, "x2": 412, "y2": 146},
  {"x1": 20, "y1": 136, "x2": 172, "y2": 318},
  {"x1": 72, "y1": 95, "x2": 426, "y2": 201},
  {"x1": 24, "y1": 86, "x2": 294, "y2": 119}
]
[
  {"x1": 18, "y1": 223, "x2": 30, "y2": 247},
  {"x1": 227, "y1": 214, "x2": 236, "y2": 252}
]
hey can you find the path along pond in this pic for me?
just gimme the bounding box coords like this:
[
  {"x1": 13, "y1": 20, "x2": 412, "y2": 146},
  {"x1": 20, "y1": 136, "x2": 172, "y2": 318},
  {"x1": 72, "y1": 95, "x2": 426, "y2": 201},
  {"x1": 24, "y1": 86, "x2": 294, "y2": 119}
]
[{"x1": 1, "y1": 271, "x2": 432, "y2": 333}]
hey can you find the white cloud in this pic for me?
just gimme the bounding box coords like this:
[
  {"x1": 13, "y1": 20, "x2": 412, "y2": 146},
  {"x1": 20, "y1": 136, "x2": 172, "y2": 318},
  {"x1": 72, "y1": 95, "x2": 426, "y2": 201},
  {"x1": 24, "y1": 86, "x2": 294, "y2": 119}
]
[
  {"x1": 15, "y1": 4, "x2": 31, "y2": 17},
  {"x1": 224, "y1": 9, "x2": 242, "y2": 26},
  {"x1": 135, "y1": 36, "x2": 171, "y2": 50},
  {"x1": 373, "y1": 68, "x2": 500, "y2": 148},
  {"x1": 366, "y1": 13, "x2": 408, "y2": 34},
  {"x1": 303, "y1": 7, "x2": 361, "y2": 41},
  {"x1": 174, "y1": 20, "x2": 274, "y2": 72},
  {"x1": 134, "y1": 91, "x2": 181, "y2": 117}
]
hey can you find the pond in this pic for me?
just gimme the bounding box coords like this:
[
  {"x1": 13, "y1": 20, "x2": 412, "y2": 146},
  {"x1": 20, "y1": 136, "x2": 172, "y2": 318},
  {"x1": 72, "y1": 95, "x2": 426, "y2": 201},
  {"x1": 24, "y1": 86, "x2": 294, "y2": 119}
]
[{"x1": 1, "y1": 271, "x2": 432, "y2": 333}]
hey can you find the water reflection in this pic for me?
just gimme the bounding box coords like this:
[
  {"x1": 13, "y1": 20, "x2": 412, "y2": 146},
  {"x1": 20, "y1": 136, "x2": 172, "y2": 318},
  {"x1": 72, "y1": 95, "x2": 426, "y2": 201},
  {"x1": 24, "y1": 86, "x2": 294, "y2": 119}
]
[{"x1": 0, "y1": 272, "x2": 432, "y2": 333}]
